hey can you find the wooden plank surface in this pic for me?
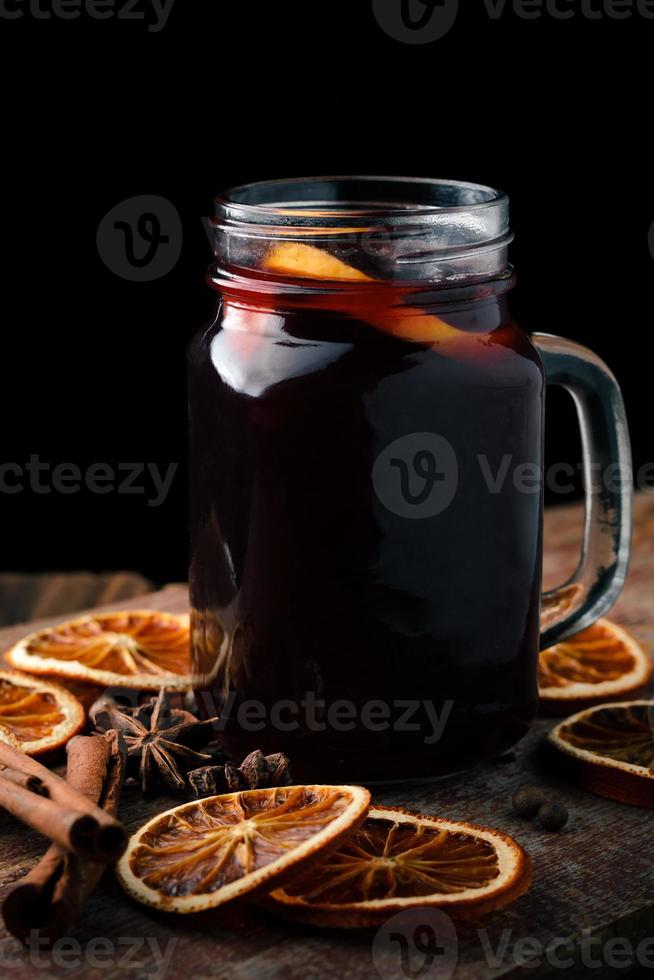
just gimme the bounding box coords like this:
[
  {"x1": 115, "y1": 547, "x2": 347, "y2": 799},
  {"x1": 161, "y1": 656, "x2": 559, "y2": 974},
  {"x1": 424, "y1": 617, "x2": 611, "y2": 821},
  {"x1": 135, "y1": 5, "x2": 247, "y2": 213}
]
[
  {"x1": 1, "y1": 498, "x2": 653, "y2": 979},
  {"x1": 0, "y1": 572, "x2": 153, "y2": 628}
]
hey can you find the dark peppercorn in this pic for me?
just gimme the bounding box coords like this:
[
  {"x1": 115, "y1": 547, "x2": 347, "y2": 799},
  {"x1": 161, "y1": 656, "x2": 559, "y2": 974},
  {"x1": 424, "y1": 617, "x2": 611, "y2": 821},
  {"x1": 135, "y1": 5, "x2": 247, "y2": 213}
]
[
  {"x1": 538, "y1": 803, "x2": 569, "y2": 831},
  {"x1": 512, "y1": 784, "x2": 546, "y2": 818}
]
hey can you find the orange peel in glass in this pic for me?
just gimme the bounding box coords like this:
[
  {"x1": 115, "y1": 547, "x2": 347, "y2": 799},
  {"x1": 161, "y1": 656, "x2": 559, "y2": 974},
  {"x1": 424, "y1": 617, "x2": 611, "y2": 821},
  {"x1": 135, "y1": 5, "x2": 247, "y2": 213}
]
[{"x1": 263, "y1": 241, "x2": 470, "y2": 348}]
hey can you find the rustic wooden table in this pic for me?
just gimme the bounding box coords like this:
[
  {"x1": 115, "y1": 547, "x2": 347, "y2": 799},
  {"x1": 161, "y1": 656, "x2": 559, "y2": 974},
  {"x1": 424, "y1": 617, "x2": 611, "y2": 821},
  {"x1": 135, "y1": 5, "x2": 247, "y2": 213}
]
[{"x1": 1, "y1": 497, "x2": 653, "y2": 980}]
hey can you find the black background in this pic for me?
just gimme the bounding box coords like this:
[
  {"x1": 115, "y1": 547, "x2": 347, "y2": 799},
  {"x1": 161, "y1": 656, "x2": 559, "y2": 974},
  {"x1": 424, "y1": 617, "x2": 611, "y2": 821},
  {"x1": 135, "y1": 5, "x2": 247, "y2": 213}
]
[{"x1": 1, "y1": 0, "x2": 651, "y2": 585}]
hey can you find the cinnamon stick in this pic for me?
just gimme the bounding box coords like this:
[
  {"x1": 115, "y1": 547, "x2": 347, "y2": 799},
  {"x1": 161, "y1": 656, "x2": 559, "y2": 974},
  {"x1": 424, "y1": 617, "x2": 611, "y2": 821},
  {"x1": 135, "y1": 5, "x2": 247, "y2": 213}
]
[
  {"x1": 0, "y1": 737, "x2": 127, "y2": 862},
  {"x1": 2, "y1": 731, "x2": 127, "y2": 941},
  {"x1": 0, "y1": 767, "x2": 49, "y2": 796},
  {"x1": 0, "y1": 777, "x2": 101, "y2": 858}
]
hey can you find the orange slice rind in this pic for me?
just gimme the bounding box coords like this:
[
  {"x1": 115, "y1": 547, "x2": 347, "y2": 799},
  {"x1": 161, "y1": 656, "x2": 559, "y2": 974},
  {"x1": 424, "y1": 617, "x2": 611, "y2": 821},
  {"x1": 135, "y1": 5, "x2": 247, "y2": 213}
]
[
  {"x1": 539, "y1": 619, "x2": 653, "y2": 713},
  {"x1": 0, "y1": 726, "x2": 20, "y2": 747},
  {"x1": 548, "y1": 700, "x2": 654, "y2": 807},
  {"x1": 0, "y1": 670, "x2": 84, "y2": 756},
  {"x1": 266, "y1": 805, "x2": 532, "y2": 927},
  {"x1": 5, "y1": 610, "x2": 199, "y2": 691},
  {"x1": 116, "y1": 784, "x2": 371, "y2": 914}
]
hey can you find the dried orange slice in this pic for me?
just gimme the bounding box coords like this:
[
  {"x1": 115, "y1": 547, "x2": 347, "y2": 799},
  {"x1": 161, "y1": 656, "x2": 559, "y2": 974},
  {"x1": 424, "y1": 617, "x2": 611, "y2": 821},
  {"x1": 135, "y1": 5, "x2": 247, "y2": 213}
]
[
  {"x1": 0, "y1": 726, "x2": 19, "y2": 747},
  {"x1": 117, "y1": 784, "x2": 371, "y2": 914},
  {"x1": 0, "y1": 670, "x2": 84, "y2": 756},
  {"x1": 267, "y1": 805, "x2": 532, "y2": 927},
  {"x1": 548, "y1": 700, "x2": 654, "y2": 807},
  {"x1": 539, "y1": 619, "x2": 652, "y2": 713},
  {"x1": 5, "y1": 610, "x2": 199, "y2": 691}
]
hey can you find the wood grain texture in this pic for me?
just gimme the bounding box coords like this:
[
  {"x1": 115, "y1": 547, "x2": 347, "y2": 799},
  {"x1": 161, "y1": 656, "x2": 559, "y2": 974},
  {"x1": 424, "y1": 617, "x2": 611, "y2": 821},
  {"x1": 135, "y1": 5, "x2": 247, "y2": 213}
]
[
  {"x1": 0, "y1": 571, "x2": 153, "y2": 628},
  {"x1": 0, "y1": 500, "x2": 653, "y2": 978}
]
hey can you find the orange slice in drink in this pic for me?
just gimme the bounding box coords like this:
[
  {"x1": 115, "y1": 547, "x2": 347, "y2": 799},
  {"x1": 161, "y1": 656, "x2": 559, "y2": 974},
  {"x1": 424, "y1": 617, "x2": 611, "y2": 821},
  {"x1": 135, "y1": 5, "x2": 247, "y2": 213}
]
[
  {"x1": 5, "y1": 610, "x2": 199, "y2": 691},
  {"x1": 538, "y1": 619, "x2": 652, "y2": 713},
  {"x1": 548, "y1": 701, "x2": 654, "y2": 807},
  {"x1": 116, "y1": 785, "x2": 371, "y2": 914},
  {"x1": 265, "y1": 241, "x2": 374, "y2": 282},
  {"x1": 267, "y1": 805, "x2": 532, "y2": 927},
  {"x1": 263, "y1": 241, "x2": 468, "y2": 347},
  {"x1": 0, "y1": 670, "x2": 84, "y2": 756}
]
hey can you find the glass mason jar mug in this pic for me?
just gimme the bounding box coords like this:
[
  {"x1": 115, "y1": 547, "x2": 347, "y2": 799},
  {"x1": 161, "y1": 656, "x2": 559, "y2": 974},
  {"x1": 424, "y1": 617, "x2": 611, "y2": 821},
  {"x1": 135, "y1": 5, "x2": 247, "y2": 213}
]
[{"x1": 189, "y1": 177, "x2": 631, "y2": 783}]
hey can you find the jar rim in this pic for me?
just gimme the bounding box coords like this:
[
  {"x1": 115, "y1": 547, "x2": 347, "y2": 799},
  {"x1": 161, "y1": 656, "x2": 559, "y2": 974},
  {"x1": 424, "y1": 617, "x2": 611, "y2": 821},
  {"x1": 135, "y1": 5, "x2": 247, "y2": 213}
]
[
  {"x1": 213, "y1": 176, "x2": 512, "y2": 285},
  {"x1": 216, "y1": 175, "x2": 508, "y2": 227}
]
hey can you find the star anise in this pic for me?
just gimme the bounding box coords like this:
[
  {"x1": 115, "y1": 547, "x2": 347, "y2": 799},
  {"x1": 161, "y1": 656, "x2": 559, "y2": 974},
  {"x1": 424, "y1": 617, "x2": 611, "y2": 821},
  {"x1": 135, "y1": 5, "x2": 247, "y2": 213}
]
[
  {"x1": 90, "y1": 690, "x2": 220, "y2": 797},
  {"x1": 188, "y1": 750, "x2": 292, "y2": 797}
]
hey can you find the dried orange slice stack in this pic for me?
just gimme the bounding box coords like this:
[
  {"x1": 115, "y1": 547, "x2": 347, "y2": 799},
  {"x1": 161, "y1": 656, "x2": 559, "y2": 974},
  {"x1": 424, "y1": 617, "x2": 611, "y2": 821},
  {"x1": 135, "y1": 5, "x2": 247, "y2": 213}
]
[
  {"x1": 548, "y1": 700, "x2": 654, "y2": 807},
  {"x1": 5, "y1": 610, "x2": 198, "y2": 691},
  {"x1": 118, "y1": 791, "x2": 532, "y2": 922},
  {"x1": 0, "y1": 670, "x2": 84, "y2": 756},
  {"x1": 267, "y1": 806, "x2": 532, "y2": 927},
  {"x1": 117, "y1": 785, "x2": 371, "y2": 913},
  {"x1": 538, "y1": 619, "x2": 652, "y2": 712}
]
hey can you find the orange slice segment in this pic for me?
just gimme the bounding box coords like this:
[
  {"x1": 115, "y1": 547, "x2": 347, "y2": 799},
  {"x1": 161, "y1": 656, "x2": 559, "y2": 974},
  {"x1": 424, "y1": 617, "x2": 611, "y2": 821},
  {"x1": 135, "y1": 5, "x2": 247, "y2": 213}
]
[
  {"x1": 267, "y1": 805, "x2": 532, "y2": 927},
  {"x1": 5, "y1": 610, "x2": 199, "y2": 691},
  {"x1": 263, "y1": 241, "x2": 467, "y2": 347},
  {"x1": 116, "y1": 784, "x2": 371, "y2": 914},
  {"x1": 548, "y1": 700, "x2": 654, "y2": 807},
  {"x1": 539, "y1": 619, "x2": 653, "y2": 713},
  {"x1": 0, "y1": 670, "x2": 84, "y2": 756}
]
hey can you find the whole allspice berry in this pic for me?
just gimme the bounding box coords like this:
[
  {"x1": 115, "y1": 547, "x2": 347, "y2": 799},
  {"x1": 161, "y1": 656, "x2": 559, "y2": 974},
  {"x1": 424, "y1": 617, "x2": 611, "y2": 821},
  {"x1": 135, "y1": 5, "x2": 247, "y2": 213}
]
[
  {"x1": 512, "y1": 784, "x2": 547, "y2": 818},
  {"x1": 538, "y1": 802, "x2": 569, "y2": 832}
]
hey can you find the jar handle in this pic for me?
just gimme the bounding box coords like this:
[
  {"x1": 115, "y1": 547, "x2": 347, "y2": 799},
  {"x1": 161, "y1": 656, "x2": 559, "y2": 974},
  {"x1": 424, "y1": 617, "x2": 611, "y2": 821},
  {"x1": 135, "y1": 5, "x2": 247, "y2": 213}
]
[{"x1": 533, "y1": 333, "x2": 632, "y2": 649}]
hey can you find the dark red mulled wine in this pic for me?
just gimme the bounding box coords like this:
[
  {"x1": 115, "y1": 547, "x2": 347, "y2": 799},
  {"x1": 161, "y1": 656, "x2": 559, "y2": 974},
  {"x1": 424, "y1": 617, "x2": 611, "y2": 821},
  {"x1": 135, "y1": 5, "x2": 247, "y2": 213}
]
[{"x1": 189, "y1": 178, "x2": 631, "y2": 783}]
